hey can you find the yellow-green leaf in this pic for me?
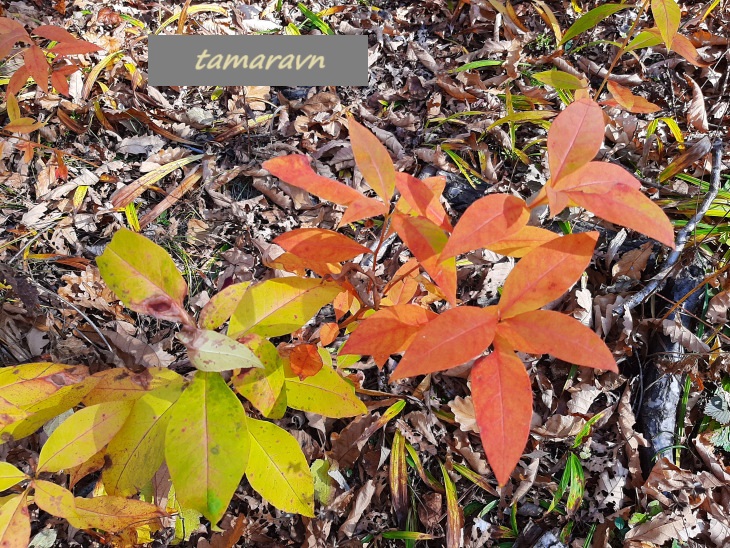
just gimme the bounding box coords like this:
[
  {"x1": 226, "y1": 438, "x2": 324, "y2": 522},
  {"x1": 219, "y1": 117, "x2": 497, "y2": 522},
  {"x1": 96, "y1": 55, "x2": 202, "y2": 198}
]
[
  {"x1": 246, "y1": 417, "x2": 314, "y2": 517},
  {"x1": 102, "y1": 377, "x2": 185, "y2": 496},
  {"x1": 228, "y1": 278, "x2": 342, "y2": 338},
  {"x1": 231, "y1": 337, "x2": 285, "y2": 416},
  {"x1": 177, "y1": 328, "x2": 263, "y2": 372},
  {"x1": 97, "y1": 228, "x2": 190, "y2": 324},
  {"x1": 0, "y1": 492, "x2": 30, "y2": 547},
  {"x1": 284, "y1": 360, "x2": 366, "y2": 418},
  {"x1": 82, "y1": 368, "x2": 183, "y2": 406},
  {"x1": 37, "y1": 400, "x2": 134, "y2": 473},
  {"x1": 0, "y1": 463, "x2": 27, "y2": 492},
  {"x1": 651, "y1": 0, "x2": 680, "y2": 49},
  {"x1": 198, "y1": 282, "x2": 251, "y2": 330},
  {"x1": 533, "y1": 70, "x2": 588, "y2": 90},
  {"x1": 166, "y1": 371, "x2": 249, "y2": 525},
  {"x1": 0, "y1": 363, "x2": 94, "y2": 443}
]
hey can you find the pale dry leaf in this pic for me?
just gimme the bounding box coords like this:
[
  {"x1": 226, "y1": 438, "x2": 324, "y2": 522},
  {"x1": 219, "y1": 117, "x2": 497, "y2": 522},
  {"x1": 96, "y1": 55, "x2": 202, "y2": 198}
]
[
  {"x1": 612, "y1": 242, "x2": 653, "y2": 281},
  {"x1": 685, "y1": 75, "x2": 709, "y2": 133},
  {"x1": 624, "y1": 508, "x2": 699, "y2": 543},
  {"x1": 450, "y1": 396, "x2": 479, "y2": 433},
  {"x1": 532, "y1": 414, "x2": 586, "y2": 440},
  {"x1": 661, "y1": 317, "x2": 710, "y2": 353},
  {"x1": 339, "y1": 480, "x2": 376, "y2": 538},
  {"x1": 117, "y1": 135, "x2": 165, "y2": 156},
  {"x1": 707, "y1": 290, "x2": 730, "y2": 324}
]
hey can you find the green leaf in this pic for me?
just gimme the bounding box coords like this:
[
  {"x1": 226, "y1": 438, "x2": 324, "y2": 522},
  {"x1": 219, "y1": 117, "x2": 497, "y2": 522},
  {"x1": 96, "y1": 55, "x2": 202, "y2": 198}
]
[
  {"x1": 231, "y1": 337, "x2": 285, "y2": 417},
  {"x1": 0, "y1": 463, "x2": 27, "y2": 492},
  {"x1": 486, "y1": 110, "x2": 556, "y2": 132},
  {"x1": 177, "y1": 328, "x2": 263, "y2": 372},
  {"x1": 560, "y1": 4, "x2": 629, "y2": 45},
  {"x1": 285, "y1": 357, "x2": 366, "y2": 418},
  {"x1": 310, "y1": 459, "x2": 333, "y2": 505},
  {"x1": 166, "y1": 372, "x2": 249, "y2": 525},
  {"x1": 97, "y1": 228, "x2": 189, "y2": 323},
  {"x1": 625, "y1": 29, "x2": 663, "y2": 52},
  {"x1": 228, "y1": 277, "x2": 342, "y2": 338},
  {"x1": 246, "y1": 417, "x2": 314, "y2": 516},
  {"x1": 37, "y1": 400, "x2": 133, "y2": 473}
]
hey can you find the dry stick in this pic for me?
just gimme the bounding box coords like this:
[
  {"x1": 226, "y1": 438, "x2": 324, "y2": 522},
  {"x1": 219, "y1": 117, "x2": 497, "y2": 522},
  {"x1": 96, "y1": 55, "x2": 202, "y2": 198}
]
[{"x1": 614, "y1": 139, "x2": 724, "y2": 316}]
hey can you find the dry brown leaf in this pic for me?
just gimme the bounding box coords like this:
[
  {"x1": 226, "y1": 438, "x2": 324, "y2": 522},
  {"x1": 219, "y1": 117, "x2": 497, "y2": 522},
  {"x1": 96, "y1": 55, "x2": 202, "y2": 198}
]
[
  {"x1": 339, "y1": 480, "x2": 376, "y2": 538},
  {"x1": 612, "y1": 243, "x2": 653, "y2": 281}
]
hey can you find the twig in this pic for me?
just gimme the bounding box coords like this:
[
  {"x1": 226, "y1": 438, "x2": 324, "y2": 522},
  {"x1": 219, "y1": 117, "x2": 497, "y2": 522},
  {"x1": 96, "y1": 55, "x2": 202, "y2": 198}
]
[{"x1": 614, "y1": 139, "x2": 724, "y2": 316}]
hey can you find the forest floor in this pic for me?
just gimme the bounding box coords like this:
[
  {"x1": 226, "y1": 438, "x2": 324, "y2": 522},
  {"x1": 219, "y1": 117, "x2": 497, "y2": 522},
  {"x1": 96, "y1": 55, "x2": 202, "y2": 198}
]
[{"x1": 1, "y1": 0, "x2": 730, "y2": 546}]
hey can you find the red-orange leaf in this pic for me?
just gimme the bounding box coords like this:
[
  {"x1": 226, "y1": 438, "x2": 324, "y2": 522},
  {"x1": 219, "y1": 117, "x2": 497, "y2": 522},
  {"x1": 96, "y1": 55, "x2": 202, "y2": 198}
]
[
  {"x1": 341, "y1": 304, "x2": 437, "y2": 367},
  {"x1": 273, "y1": 228, "x2": 371, "y2": 263},
  {"x1": 471, "y1": 343, "x2": 532, "y2": 487},
  {"x1": 348, "y1": 116, "x2": 396, "y2": 203},
  {"x1": 548, "y1": 98, "x2": 605, "y2": 184},
  {"x1": 289, "y1": 344, "x2": 324, "y2": 380},
  {"x1": 50, "y1": 39, "x2": 103, "y2": 56},
  {"x1": 441, "y1": 194, "x2": 529, "y2": 259},
  {"x1": 23, "y1": 44, "x2": 49, "y2": 93},
  {"x1": 604, "y1": 81, "x2": 661, "y2": 114},
  {"x1": 498, "y1": 232, "x2": 598, "y2": 319},
  {"x1": 496, "y1": 310, "x2": 617, "y2": 371},
  {"x1": 262, "y1": 155, "x2": 388, "y2": 225},
  {"x1": 0, "y1": 18, "x2": 31, "y2": 59},
  {"x1": 394, "y1": 173, "x2": 453, "y2": 232},
  {"x1": 390, "y1": 213, "x2": 457, "y2": 305},
  {"x1": 563, "y1": 182, "x2": 675, "y2": 248},
  {"x1": 32, "y1": 25, "x2": 77, "y2": 42},
  {"x1": 390, "y1": 306, "x2": 497, "y2": 380}
]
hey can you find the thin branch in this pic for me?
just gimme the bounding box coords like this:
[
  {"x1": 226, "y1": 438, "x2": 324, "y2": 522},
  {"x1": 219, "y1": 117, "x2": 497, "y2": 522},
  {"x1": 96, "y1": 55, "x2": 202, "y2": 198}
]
[{"x1": 614, "y1": 139, "x2": 724, "y2": 316}]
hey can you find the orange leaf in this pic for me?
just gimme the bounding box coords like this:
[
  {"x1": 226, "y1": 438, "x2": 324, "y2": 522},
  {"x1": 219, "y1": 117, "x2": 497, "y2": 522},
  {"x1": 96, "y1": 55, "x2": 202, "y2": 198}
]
[
  {"x1": 262, "y1": 155, "x2": 388, "y2": 225},
  {"x1": 441, "y1": 194, "x2": 529, "y2": 259},
  {"x1": 552, "y1": 161, "x2": 642, "y2": 193},
  {"x1": 496, "y1": 310, "x2": 617, "y2": 371},
  {"x1": 605, "y1": 81, "x2": 661, "y2": 114},
  {"x1": 485, "y1": 225, "x2": 560, "y2": 258},
  {"x1": 8, "y1": 65, "x2": 31, "y2": 96},
  {"x1": 563, "y1": 182, "x2": 675, "y2": 248},
  {"x1": 23, "y1": 44, "x2": 49, "y2": 93},
  {"x1": 49, "y1": 39, "x2": 102, "y2": 56},
  {"x1": 4, "y1": 117, "x2": 45, "y2": 133},
  {"x1": 390, "y1": 213, "x2": 457, "y2": 305},
  {"x1": 498, "y1": 232, "x2": 598, "y2": 319},
  {"x1": 318, "y1": 322, "x2": 339, "y2": 346},
  {"x1": 390, "y1": 306, "x2": 497, "y2": 380},
  {"x1": 333, "y1": 286, "x2": 357, "y2": 320},
  {"x1": 348, "y1": 116, "x2": 396, "y2": 203},
  {"x1": 669, "y1": 33, "x2": 711, "y2": 67},
  {"x1": 548, "y1": 98, "x2": 605, "y2": 183},
  {"x1": 471, "y1": 344, "x2": 532, "y2": 487},
  {"x1": 395, "y1": 173, "x2": 453, "y2": 232},
  {"x1": 289, "y1": 344, "x2": 324, "y2": 380},
  {"x1": 341, "y1": 304, "x2": 437, "y2": 367},
  {"x1": 264, "y1": 251, "x2": 341, "y2": 277},
  {"x1": 273, "y1": 228, "x2": 371, "y2": 263}
]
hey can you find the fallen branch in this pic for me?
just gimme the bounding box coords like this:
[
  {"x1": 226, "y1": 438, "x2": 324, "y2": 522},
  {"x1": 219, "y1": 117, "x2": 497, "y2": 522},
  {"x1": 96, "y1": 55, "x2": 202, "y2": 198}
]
[{"x1": 615, "y1": 139, "x2": 723, "y2": 316}]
